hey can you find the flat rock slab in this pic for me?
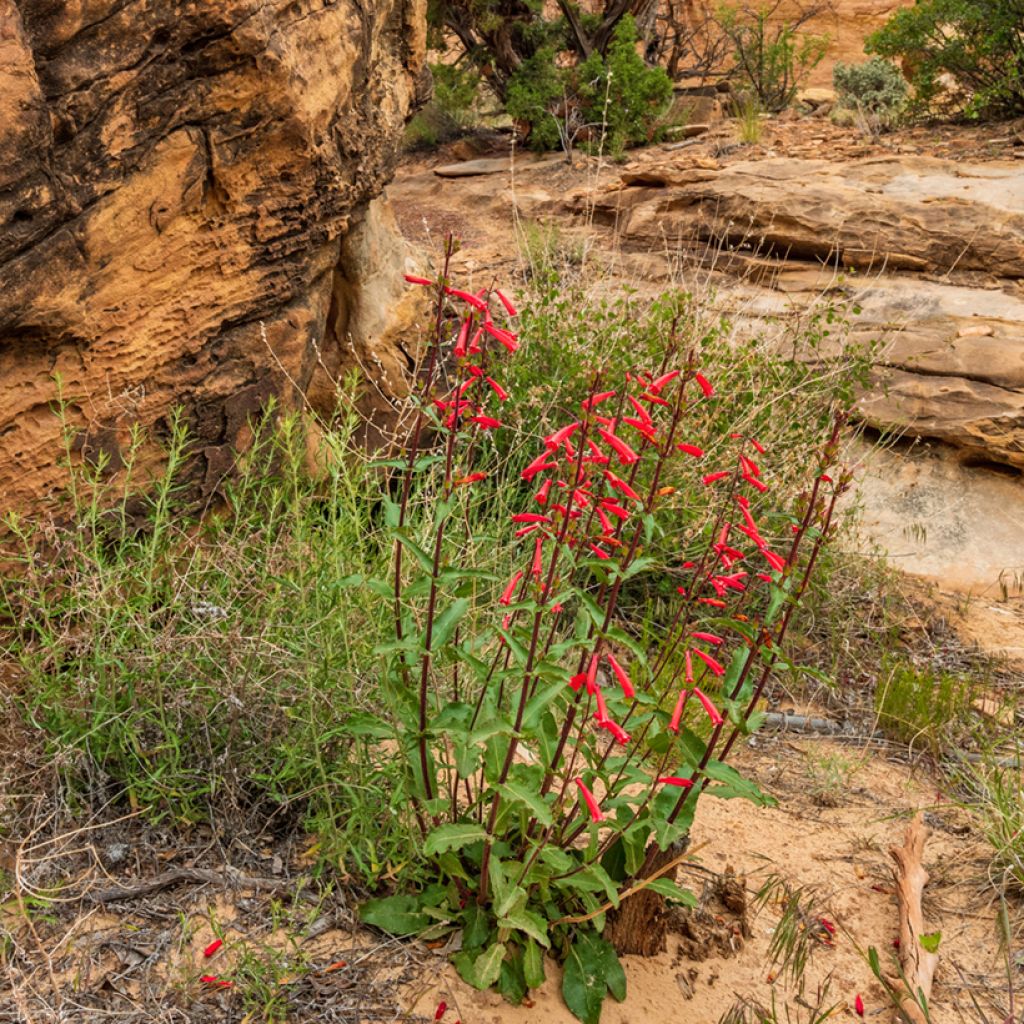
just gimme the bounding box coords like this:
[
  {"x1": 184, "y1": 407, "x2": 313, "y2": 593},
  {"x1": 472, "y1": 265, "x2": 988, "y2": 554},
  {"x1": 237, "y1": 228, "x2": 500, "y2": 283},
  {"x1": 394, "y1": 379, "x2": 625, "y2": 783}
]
[{"x1": 434, "y1": 158, "x2": 516, "y2": 177}]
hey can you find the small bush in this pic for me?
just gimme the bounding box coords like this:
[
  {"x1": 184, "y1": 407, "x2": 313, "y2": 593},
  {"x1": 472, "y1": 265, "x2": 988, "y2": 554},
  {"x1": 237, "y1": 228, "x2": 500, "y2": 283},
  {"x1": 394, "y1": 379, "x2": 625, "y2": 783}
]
[
  {"x1": 507, "y1": 17, "x2": 672, "y2": 155},
  {"x1": 833, "y1": 57, "x2": 909, "y2": 130},
  {"x1": 718, "y1": 3, "x2": 830, "y2": 112},
  {"x1": 866, "y1": 0, "x2": 1024, "y2": 120},
  {"x1": 405, "y1": 62, "x2": 480, "y2": 149}
]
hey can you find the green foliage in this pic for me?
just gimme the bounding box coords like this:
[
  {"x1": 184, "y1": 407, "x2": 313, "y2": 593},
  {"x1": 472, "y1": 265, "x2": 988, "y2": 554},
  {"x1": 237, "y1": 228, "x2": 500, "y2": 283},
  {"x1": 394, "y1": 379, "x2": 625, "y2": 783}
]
[
  {"x1": 874, "y1": 654, "x2": 977, "y2": 753},
  {"x1": 832, "y1": 57, "x2": 909, "y2": 130},
  {"x1": 507, "y1": 17, "x2": 672, "y2": 154},
  {"x1": 866, "y1": 0, "x2": 1024, "y2": 119},
  {"x1": 405, "y1": 61, "x2": 481, "y2": 149},
  {"x1": 719, "y1": 4, "x2": 829, "y2": 112}
]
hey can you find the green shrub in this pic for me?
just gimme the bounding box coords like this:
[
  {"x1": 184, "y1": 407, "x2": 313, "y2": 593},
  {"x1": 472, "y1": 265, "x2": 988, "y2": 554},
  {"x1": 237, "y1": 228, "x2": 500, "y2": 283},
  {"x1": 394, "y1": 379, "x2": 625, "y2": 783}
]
[
  {"x1": 833, "y1": 57, "x2": 909, "y2": 129},
  {"x1": 718, "y1": 4, "x2": 829, "y2": 112},
  {"x1": 404, "y1": 61, "x2": 480, "y2": 149},
  {"x1": 507, "y1": 17, "x2": 672, "y2": 154},
  {"x1": 866, "y1": 0, "x2": 1024, "y2": 119}
]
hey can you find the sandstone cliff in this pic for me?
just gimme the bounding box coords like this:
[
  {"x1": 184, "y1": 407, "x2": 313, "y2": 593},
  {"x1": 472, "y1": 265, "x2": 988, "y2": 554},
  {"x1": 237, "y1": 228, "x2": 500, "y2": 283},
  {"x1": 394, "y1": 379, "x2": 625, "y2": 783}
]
[{"x1": 0, "y1": 0, "x2": 427, "y2": 516}]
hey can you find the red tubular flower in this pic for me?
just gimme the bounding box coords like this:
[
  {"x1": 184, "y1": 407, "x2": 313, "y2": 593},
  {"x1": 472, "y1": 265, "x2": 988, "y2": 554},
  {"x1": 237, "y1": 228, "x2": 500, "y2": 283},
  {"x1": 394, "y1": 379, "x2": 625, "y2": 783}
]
[
  {"x1": 756, "y1": 572, "x2": 774, "y2": 582},
  {"x1": 622, "y1": 417, "x2": 657, "y2": 441},
  {"x1": 581, "y1": 390, "x2": 617, "y2": 411},
  {"x1": 495, "y1": 289, "x2": 518, "y2": 317},
  {"x1": 585, "y1": 653, "x2": 600, "y2": 693},
  {"x1": 740, "y1": 454, "x2": 761, "y2": 478},
  {"x1": 544, "y1": 422, "x2": 580, "y2": 450},
  {"x1": 699, "y1": 597, "x2": 726, "y2": 608},
  {"x1": 574, "y1": 778, "x2": 604, "y2": 822},
  {"x1": 568, "y1": 672, "x2": 587, "y2": 692},
  {"x1": 588, "y1": 543, "x2": 611, "y2": 560},
  {"x1": 640, "y1": 391, "x2": 670, "y2": 407},
  {"x1": 669, "y1": 688, "x2": 689, "y2": 732},
  {"x1": 649, "y1": 369, "x2": 681, "y2": 393},
  {"x1": 691, "y1": 631, "x2": 723, "y2": 646},
  {"x1": 599, "y1": 499, "x2": 629, "y2": 520},
  {"x1": 606, "y1": 653, "x2": 635, "y2": 699},
  {"x1": 403, "y1": 274, "x2": 433, "y2": 286},
  {"x1": 627, "y1": 395, "x2": 653, "y2": 424},
  {"x1": 484, "y1": 376, "x2": 509, "y2": 401},
  {"x1": 702, "y1": 471, "x2": 730, "y2": 486},
  {"x1": 596, "y1": 428, "x2": 639, "y2": 465},
  {"x1": 604, "y1": 471, "x2": 641, "y2": 502},
  {"x1": 694, "y1": 372, "x2": 714, "y2": 397},
  {"x1": 499, "y1": 570, "x2": 524, "y2": 606},
  {"x1": 854, "y1": 994, "x2": 865, "y2": 1018},
  {"x1": 762, "y1": 549, "x2": 787, "y2": 572},
  {"x1": 445, "y1": 286, "x2": 487, "y2": 311},
  {"x1": 203, "y1": 939, "x2": 223, "y2": 958},
  {"x1": 454, "y1": 318, "x2": 472, "y2": 357},
  {"x1": 677, "y1": 443, "x2": 704, "y2": 458},
  {"x1": 435, "y1": 1001, "x2": 448, "y2": 1021},
  {"x1": 594, "y1": 686, "x2": 609, "y2": 724},
  {"x1": 599, "y1": 719, "x2": 631, "y2": 744},
  {"x1": 685, "y1": 649, "x2": 694, "y2": 684},
  {"x1": 512, "y1": 513, "x2": 551, "y2": 524},
  {"x1": 514, "y1": 524, "x2": 541, "y2": 538},
  {"x1": 200, "y1": 976, "x2": 233, "y2": 988},
  {"x1": 468, "y1": 327, "x2": 484, "y2": 354},
  {"x1": 454, "y1": 471, "x2": 487, "y2": 486},
  {"x1": 484, "y1": 322, "x2": 519, "y2": 352},
  {"x1": 750, "y1": 437, "x2": 765, "y2": 454},
  {"x1": 744, "y1": 474, "x2": 769, "y2": 494},
  {"x1": 535, "y1": 479, "x2": 552, "y2": 504},
  {"x1": 522, "y1": 452, "x2": 557, "y2": 481},
  {"x1": 531, "y1": 536, "x2": 544, "y2": 578},
  {"x1": 597, "y1": 507, "x2": 613, "y2": 534},
  {"x1": 692, "y1": 686, "x2": 724, "y2": 725},
  {"x1": 692, "y1": 649, "x2": 725, "y2": 677},
  {"x1": 470, "y1": 415, "x2": 502, "y2": 429},
  {"x1": 658, "y1": 776, "x2": 693, "y2": 788}
]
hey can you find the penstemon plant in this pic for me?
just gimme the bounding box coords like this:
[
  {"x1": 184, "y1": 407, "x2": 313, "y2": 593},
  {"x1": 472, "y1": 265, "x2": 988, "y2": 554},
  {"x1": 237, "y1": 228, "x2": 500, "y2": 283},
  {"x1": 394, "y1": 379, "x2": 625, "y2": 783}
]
[{"x1": 357, "y1": 239, "x2": 848, "y2": 1023}]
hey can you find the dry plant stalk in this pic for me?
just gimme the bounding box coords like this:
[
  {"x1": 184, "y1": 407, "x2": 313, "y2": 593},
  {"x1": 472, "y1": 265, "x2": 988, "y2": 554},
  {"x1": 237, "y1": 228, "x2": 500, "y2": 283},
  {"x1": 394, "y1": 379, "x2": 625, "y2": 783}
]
[{"x1": 889, "y1": 811, "x2": 939, "y2": 1024}]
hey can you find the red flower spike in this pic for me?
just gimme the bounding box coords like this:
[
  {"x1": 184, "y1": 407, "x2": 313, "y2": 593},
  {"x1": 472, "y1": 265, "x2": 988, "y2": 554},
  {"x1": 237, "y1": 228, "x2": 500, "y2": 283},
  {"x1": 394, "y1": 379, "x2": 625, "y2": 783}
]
[
  {"x1": 669, "y1": 688, "x2": 689, "y2": 732},
  {"x1": 597, "y1": 428, "x2": 639, "y2": 466},
  {"x1": 677, "y1": 443, "x2": 704, "y2": 458},
  {"x1": 574, "y1": 778, "x2": 604, "y2": 822},
  {"x1": 581, "y1": 390, "x2": 617, "y2": 411},
  {"x1": 649, "y1": 369, "x2": 681, "y2": 393},
  {"x1": 403, "y1": 274, "x2": 433, "y2": 286},
  {"x1": 694, "y1": 372, "x2": 714, "y2": 397},
  {"x1": 495, "y1": 289, "x2": 518, "y2": 317},
  {"x1": 692, "y1": 686, "x2": 724, "y2": 725},
  {"x1": 854, "y1": 994, "x2": 865, "y2": 1018},
  {"x1": 484, "y1": 376, "x2": 509, "y2": 401},
  {"x1": 703, "y1": 471, "x2": 731, "y2": 486},
  {"x1": 604, "y1": 471, "x2": 641, "y2": 502},
  {"x1": 606, "y1": 653, "x2": 635, "y2": 699},
  {"x1": 499, "y1": 570, "x2": 524, "y2": 606},
  {"x1": 691, "y1": 631, "x2": 723, "y2": 646},
  {"x1": 203, "y1": 939, "x2": 223, "y2": 958},
  {"x1": 658, "y1": 776, "x2": 693, "y2": 788}
]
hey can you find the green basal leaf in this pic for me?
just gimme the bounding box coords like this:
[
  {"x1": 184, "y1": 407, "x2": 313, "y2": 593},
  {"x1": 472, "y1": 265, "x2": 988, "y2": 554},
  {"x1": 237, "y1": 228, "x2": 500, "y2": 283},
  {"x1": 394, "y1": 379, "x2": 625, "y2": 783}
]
[
  {"x1": 601, "y1": 939, "x2": 626, "y2": 1002},
  {"x1": 498, "y1": 905, "x2": 550, "y2": 948},
  {"x1": 523, "y1": 939, "x2": 545, "y2": 989},
  {"x1": 423, "y1": 823, "x2": 488, "y2": 857},
  {"x1": 462, "y1": 903, "x2": 491, "y2": 951},
  {"x1": 562, "y1": 931, "x2": 623, "y2": 1024},
  {"x1": 600, "y1": 839, "x2": 627, "y2": 883},
  {"x1": 498, "y1": 953, "x2": 528, "y2": 1004},
  {"x1": 359, "y1": 894, "x2": 429, "y2": 936},
  {"x1": 643, "y1": 877, "x2": 697, "y2": 905},
  {"x1": 463, "y1": 941, "x2": 506, "y2": 990},
  {"x1": 540, "y1": 846, "x2": 575, "y2": 875}
]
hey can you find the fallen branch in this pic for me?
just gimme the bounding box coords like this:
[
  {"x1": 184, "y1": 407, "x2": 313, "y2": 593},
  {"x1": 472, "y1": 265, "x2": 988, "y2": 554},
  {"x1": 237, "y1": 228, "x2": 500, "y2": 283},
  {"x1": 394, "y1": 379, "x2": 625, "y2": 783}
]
[
  {"x1": 889, "y1": 812, "x2": 939, "y2": 1024},
  {"x1": 83, "y1": 867, "x2": 295, "y2": 905}
]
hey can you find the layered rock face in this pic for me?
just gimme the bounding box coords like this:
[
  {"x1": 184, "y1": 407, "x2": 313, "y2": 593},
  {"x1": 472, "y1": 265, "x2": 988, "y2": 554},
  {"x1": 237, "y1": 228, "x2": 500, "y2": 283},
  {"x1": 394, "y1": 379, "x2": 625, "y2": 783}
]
[{"x1": 0, "y1": 0, "x2": 426, "y2": 515}]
